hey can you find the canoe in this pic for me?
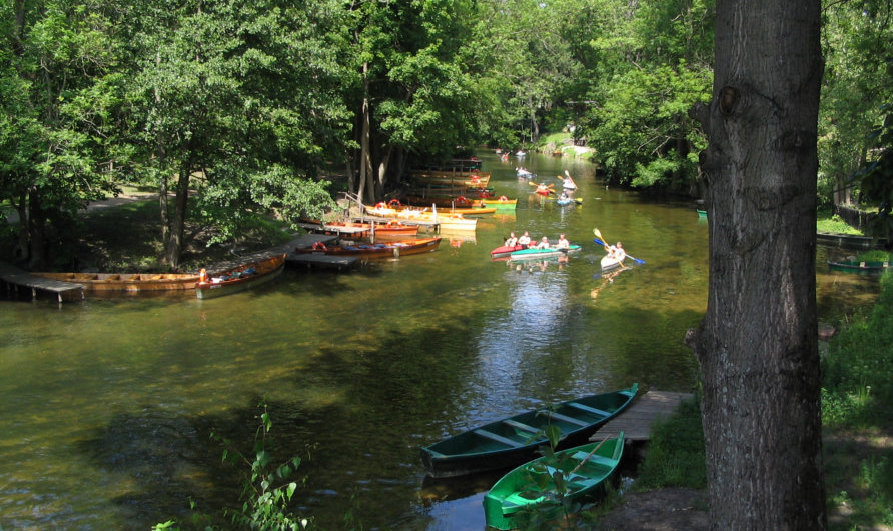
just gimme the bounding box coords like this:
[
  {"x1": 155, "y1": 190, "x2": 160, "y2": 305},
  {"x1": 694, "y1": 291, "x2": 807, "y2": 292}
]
[
  {"x1": 827, "y1": 259, "x2": 891, "y2": 274},
  {"x1": 600, "y1": 255, "x2": 624, "y2": 271},
  {"x1": 490, "y1": 244, "x2": 526, "y2": 259},
  {"x1": 295, "y1": 237, "x2": 442, "y2": 258},
  {"x1": 482, "y1": 432, "x2": 625, "y2": 530},
  {"x1": 419, "y1": 384, "x2": 637, "y2": 478},
  {"x1": 482, "y1": 197, "x2": 518, "y2": 209},
  {"x1": 32, "y1": 271, "x2": 199, "y2": 292},
  {"x1": 195, "y1": 253, "x2": 286, "y2": 300},
  {"x1": 310, "y1": 221, "x2": 418, "y2": 238},
  {"x1": 508, "y1": 245, "x2": 582, "y2": 262},
  {"x1": 364, "y1": 205, "x2": 478, "y2": 231}
]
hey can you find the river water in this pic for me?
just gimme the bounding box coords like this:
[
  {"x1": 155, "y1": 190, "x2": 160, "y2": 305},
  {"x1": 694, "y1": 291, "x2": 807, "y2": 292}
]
[{"x1": 0, "y1": 152, "x2": 878, "y2": 529}]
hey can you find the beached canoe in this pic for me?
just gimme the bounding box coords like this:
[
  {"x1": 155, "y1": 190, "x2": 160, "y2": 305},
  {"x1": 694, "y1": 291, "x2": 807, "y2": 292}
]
[
  {"x1": 419, "y1": 384, "x2": 637, "y2": 478},
  {"x1": 195, "y1": 253, "x2": 286, "y2": 300},
  {"x1": 295, "y1": 237, "x2": 442, "y2": 259},
  {"x1": 508, "y1": 245, "x2": 582, "y2": 262},
  {"x1": 482, "y1": 433, "x2": 625, "y2": 530},
  {"x1": 31, "y1": 271, "x2": 199, "y2": 292}
]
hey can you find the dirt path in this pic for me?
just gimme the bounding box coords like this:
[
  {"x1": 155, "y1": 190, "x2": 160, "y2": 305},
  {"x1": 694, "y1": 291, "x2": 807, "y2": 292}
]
[{"x1": 596, "y1": 488, "x2": 709, "y2": 530}]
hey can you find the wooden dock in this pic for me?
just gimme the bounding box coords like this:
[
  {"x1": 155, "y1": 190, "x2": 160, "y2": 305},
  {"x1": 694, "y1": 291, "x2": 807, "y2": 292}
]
[
  {"x1": 0, "y1": 261, "x2": 85, "y2": 303},
  {"x1": 592, "y1": 390, "x2": 694, "y2": 442}
]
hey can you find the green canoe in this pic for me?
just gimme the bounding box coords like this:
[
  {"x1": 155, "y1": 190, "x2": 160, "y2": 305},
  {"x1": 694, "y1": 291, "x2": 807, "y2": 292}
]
[
  {"x1": 420, "y1": 384, "x2": 637, "y2": 478},
  {"x1": 508, "y1": 244, "x2": 582, "y2": 262},
  {"x1": 483, "y1": 432, "x2": 625, "y2": 530}
]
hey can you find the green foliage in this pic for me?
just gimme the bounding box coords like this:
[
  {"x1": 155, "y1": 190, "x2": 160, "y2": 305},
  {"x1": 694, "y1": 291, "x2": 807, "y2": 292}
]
[
  {"x1": 822, "y1": 271, "x2": 893, "y2": 427},
  {"x1": 634, "y1": 397, "x2": 707, "y2": 490},
  {"x1": 817, "y1": 211, "x2": 864, "y2": 235}
]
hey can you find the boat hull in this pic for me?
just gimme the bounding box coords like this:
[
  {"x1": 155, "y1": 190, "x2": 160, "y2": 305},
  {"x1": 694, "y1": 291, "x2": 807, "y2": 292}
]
[
  {"x1": 32, "y1": 272, "x2": 199, "y2": 292},
  {"x1": 419, "y1": 384, "x2": 637, "y2": 478},
  {"x1": 483, "y1": 433, "x2": 625, "y2": 530},
  {"x1": 195, "y1": 253, "x2": 286, "y2": 299},
  {"x1": 508, "y1": 245, "x2": 582, "y2": 262},
  {"x1": 490, "y1": 244, "x2": 526, "y2": 259},
  {"x1": 600, "y1": 255, "x2": 624, "y2": 271},
  {"x1": 296, "y1": 237, "x2": 442, "y2": 258},
  {"x1": 827, "y1": 260, "x2": 890, "y2": 274}
]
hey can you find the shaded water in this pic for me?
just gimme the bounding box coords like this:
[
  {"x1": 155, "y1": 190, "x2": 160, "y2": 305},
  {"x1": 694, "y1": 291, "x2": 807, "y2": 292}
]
[{"x1": 0, "y1": 152, "x2": 878, "y2": 529}]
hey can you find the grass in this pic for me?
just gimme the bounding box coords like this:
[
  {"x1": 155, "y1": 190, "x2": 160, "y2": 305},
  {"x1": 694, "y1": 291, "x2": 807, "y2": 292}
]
[
  {"x1": 626, "y1": 271, "x2": 893, "y2": 529},
  {"x1": 817, "y1": 207, "x2": 864, "y2": 235}
]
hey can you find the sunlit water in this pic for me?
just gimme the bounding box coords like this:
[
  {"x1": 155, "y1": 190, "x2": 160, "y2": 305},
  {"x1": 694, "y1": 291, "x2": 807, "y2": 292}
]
[{"x1": 0, "y1": 152, "x2": 878, "y2": 529}]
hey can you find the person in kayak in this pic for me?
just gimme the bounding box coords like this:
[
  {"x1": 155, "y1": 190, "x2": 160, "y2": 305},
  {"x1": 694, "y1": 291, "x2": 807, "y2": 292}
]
[
  {"x1": 556, "y1": 234, "x2": 570, "y2": 249},
  {"x1": 537, "y1": 236, "x2": 551, "y2": 249},
  {"x1": 517, "y1": 231, "x2": 532, "y2": 248},
  {"x1": 505, "y1": 232, "x2": 518, "y2": 247}
]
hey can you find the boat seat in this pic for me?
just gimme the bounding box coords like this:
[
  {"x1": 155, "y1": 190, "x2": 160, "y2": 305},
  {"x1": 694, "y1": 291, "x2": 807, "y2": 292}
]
[
  {"x1": 571, "y1": 451, "x2": 617, "y2": 468},
  {"x1": 503, "y1": 419, "x2": 540, "y2": 434},
  {"x1": 545, "y1": 411, "x2": 589, "y2": 427},
  {"x1": 566, "y1": 402, "x2": 612, "y2": 418},
  {"x1": 474, "y1": 429, "x2": 524, "y2": 448},
  {"x1": 502, "y1": 491, "x2": 544, "y2": 514}
]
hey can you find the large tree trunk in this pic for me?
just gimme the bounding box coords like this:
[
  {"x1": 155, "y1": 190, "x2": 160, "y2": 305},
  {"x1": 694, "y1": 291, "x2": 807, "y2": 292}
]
[{"x1": 688, "y1": 0, "x2": 826, "y2": 528}]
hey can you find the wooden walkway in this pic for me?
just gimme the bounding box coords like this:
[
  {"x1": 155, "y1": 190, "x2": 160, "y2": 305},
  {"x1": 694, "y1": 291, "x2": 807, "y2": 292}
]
[
  {"x1": 0, "y1": 261, "x2": 85, "y2": 303},
  {"x1": 592, "y1": 390, "x2": 693, "y2": 442}
]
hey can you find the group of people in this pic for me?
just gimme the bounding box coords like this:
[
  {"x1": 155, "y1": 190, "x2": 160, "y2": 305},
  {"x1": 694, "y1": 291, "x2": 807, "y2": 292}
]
[{"x1": 504, "y1": 231, "x2": 571, "y2": 250}]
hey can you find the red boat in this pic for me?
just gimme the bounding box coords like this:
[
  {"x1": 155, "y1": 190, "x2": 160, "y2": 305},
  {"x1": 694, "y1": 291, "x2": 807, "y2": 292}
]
[
  {"x1": 490, "y1": 244, "x2": 526, "y2": 259},
  {"x1": 297, "y1": 237, "x2": 442, "y2": 258}
]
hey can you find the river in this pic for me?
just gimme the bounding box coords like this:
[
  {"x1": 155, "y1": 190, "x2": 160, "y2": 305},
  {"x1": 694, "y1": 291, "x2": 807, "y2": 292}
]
[{"x1": 0, "y1": 151, "x2": 878, "y2": 529}]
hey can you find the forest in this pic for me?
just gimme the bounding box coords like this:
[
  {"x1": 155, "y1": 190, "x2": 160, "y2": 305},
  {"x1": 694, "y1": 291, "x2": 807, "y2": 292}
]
[{"x1": 2, "y1": 0, "x2": 891, "y2": 270}]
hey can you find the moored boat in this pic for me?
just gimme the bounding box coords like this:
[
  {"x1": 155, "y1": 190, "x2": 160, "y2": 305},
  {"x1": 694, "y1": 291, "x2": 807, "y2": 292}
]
[
  {"x1": 308, "y1": 220, "x2": 419, "y2": 238},
  {"x1": 508, "y1": 245, "x2": 582, "y2": 262},
  {"x1": 195, "y1": 253, "x2": 286, "y2": 300},
  {"x1": 364, "y1": 204, "x2": 478, "y2": 231},
  {"x1": 419, "y1": 384, "x2": 637, "y2": 478},
  {"x1": 295, "y1": 237, "x2": 442, "y2": 259},
  {"x1": 482, "y1": 196, "x2": 518, "y2": 209},
  {"x1": 827, "y1": 259, "x2": 891, "y2": 274},
  {"x1": 482, "y1": 432, "x2": 625, "y2": 530},
  {"x1": 32, "y1": 271, "x2": 199, "y2": 292}
]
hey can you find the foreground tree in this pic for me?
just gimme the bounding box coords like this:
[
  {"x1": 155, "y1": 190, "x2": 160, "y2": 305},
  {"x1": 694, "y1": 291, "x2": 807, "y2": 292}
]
[{"x1": 688, "y1": 0, "x2": 826, "y2": 528}]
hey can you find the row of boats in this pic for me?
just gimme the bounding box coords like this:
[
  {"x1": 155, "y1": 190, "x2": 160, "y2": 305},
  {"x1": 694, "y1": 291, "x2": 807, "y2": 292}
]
[{"x1": 420, "y1": 384, "x2": 638, "y2": 529}]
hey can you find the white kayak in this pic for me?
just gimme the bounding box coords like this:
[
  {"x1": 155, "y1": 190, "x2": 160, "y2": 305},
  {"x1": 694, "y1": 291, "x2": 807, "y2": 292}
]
[{"x1": 600, "y1": 254, "x2": 624, "y2": 271}]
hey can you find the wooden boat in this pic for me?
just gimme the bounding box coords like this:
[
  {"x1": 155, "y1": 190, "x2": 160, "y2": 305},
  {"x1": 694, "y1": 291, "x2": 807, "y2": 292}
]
[
  {"x1": 508, "y1": 245, "x2": 582, "y2": 262},
  {"x1": 364, "y1": 204, "x2": 478, "y2": 231},
  {"x1": 32, "y1": 271, "x2": 199, "y2": 292},
  {"x1": 195, "y1": 253, "x2": 286, "y2": 300},
  {"x1": 311, "y1": 220, "x2": 418, "y2": 238},
  {"x1": 408, "y1": 172, "x2": 491, "y2": 187},
  {"x1": 295, "y1": 237, "x2": 442, "y2": 259},
  {"x1": 401, "y1": 196, "x2": 485, "y2": 209},
  {"x1": 827, "y1": 259, "x2": 891, "y2": 274},
  {"x1": 482, "y1": 432, "x2": 625, "y2": 530},
  {"x1": 419, "y1": 384, "x2": 637, "y2": 478},
  {"x1": 490, "y1": 244, "x2": 526, "y2": 259},
  {"x1": 482, "y1": 197, "x2": 518, "y2": 209}
]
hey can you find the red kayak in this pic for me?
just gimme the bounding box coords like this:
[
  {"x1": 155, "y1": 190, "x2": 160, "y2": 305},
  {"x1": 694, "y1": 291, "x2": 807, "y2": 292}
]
[{"x1": 490, "y1": 244, "x2": 526, "y2": 259}]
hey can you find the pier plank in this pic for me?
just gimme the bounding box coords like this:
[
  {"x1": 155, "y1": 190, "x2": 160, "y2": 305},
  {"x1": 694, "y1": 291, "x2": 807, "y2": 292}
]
[{"x1": 591, "y1": 391, "x2": 693, "y2": 442}]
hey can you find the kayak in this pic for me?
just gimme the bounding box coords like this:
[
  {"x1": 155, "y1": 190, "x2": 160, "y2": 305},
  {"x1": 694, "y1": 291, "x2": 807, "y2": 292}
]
[
  {"x1": 600, "y1": 255, "x2": 624, "y2": 271},
  {"x1": 490, "y1": 244, "x2": 526, "y2": 259},
  {"x1": 509, "y1": 245, "x2": 581, "y2": 261}
]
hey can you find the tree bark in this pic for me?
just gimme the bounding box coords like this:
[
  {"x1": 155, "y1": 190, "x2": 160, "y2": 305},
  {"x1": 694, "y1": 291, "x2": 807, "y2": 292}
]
[
  {"x1": 164, "y1": 166, "x2": 190, "y2": 270},
  {"x1": 687, "y1": 0, "x2": 826, "y2": 528}
]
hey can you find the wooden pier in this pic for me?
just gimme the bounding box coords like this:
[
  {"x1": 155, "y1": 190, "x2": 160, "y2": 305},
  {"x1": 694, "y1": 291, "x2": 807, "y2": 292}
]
[
  {"x1": 592, "y1": 390, "x2": 694, "y2": 442},
  {"x1": 0, "y1": 261, "x2": 85, "y2": 303}
]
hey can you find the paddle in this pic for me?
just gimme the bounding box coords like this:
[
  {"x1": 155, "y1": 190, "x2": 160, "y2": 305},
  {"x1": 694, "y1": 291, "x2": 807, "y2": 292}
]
[
  {"x1": 529, "y1": 181, "x2": 556, "y2": 194},
  {"x1": 593, "y1": 228, "x2": 646, "y2": 264}
]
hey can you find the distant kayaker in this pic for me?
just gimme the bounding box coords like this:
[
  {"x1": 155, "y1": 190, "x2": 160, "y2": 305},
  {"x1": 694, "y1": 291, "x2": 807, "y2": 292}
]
[
  {"x1": 556, "y1": 234, "x2": 570, "y2": 249},
  {"x1": 537, "y1": 236, "x2": 551, "y2": 249},
  {"x1": 505, "y1": 232, "x2": 518, "y2": 247},
  {"x1": 606, "y1": 241, "x2": 626, "y2": 262},
  {"x1": 517, "y1": 231, "x2": 532, "y2": 248}
]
